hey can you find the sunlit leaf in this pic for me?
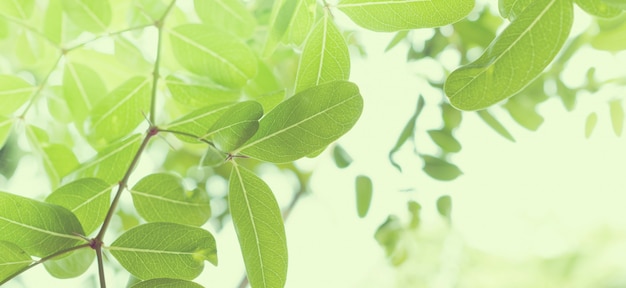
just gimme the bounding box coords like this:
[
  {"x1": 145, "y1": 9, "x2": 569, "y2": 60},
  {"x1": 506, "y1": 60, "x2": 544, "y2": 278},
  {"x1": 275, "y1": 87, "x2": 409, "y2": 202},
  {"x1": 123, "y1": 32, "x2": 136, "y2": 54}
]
[
  {"x1": 43, "y1": 248, "x2": 94, "y2": 279},
  {"x1": 0, "y1": 0, "x2": 35, "y2": 19},
  {"x1": 244, "y1": 60, "x2": 285, "y2": 112},
  {"x1": 498, "y1": 0, "x2": 533, "y2": 20},
  {"x1": 576, "y1": 0, "x2": 622, "y2": 17},
  {"x1": 203, "y1": 101, "x2": 263, "y2": 152},
  {"x1": 283, "y1": 0, "x2": 316, "y2": 46},
  {"x1": 446, "y1": 0, "x2": 573, "y2": 111},
  {"x1": 131, "y1": 278, "x2": 204, "y2": 288},
  {"x1": 165, "y1": 75, "x2": 239, "y2": 108},
  {"x1": 0, "y1": 191, "x2": 84, "y2": 257},
  {"x1": 130, "y1": 174, "x2": 211, "y2": 226},
  {"x1": 476, "y1": 110, "x2": 515, "y2": 142},
  {"x1": 0, "y1": 241, "x2": 33, "y2": 282},
  {"x1": 239, "y1": 81, "x2": 363, "y2": 163},
  {"x1": 43, "y1": 0, "x2": 63, "y2": 44},
  {"x1": 73, "y1": 134, "x2": 142, "y2": 184},
  {"x1": 428, "y1": 129, "x2": 462, "y2": 153},
  {"x1": 610, "y1": 100, "x2": 623, "y2": 136},
  {"x1": 263, "y1": 0, "x2": 297, "y2": 56},
  {"x1": 169, "y1": 24, "x2": 257, "y2": 88},
  {"x1": 0, "y1": 75, "x2": 34, "y2": 115},
  {"x1": 109, "y1": 222, "x2": 217, "y2": 280},
  {"x1": 355, "y1": 175, "x2": 373, "y2": 218},
  {"x1": 336, "y1": 0, "x2": 474, "y2": 31},
  {"x1": 46, "y1": 178, "x2": 113, "y2": 235},
  {"x1": 333, "y1": 144, "x2": 352, "y2": 168},
  {"x1": 421, "y1": 155, "x2": 462, "y2": 181},
  {"x1": 163, "y1": 103, "x2": 234, "y2": 142},
  {"x1": 194, "y1": 0, "x2": 256, "y2": 39},
  {"x1": 0, "y1": 117, "x2": 13, "y2": 148},
  {"x1": 62, "y1": 0, "x2": 112, "y2": 33},
  {"x1": 295, "y1": 13, "x2": 350, "y2": 93},
  {"x1": 229, "y1": 164, "x2": 287, "y2": 288},
  {"x1": 436, "y1": 195, "x2": 452, "y2": 220},
  {"x1": 585, "y1": 112, "x2": 598, "y2": 138},
  {"x1": 389, "y1": 96, "x2": 425, "y2": 171}
]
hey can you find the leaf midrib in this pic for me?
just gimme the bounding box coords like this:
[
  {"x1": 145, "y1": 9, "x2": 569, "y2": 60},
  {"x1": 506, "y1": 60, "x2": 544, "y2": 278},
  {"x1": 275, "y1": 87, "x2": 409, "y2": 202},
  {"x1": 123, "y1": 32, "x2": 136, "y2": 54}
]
[
  {"x1": 336, "y1": 0, "x2": 429, "y2": 8},
  {"x1": 92, "y1": 79, "x2": 149, "y2": 128},
  {"x1": 0, "y1": 215, "x2": 84, "y2": 241},
  {"x1": 130, "y1": 190, "x2": 209, "y2": 207}
]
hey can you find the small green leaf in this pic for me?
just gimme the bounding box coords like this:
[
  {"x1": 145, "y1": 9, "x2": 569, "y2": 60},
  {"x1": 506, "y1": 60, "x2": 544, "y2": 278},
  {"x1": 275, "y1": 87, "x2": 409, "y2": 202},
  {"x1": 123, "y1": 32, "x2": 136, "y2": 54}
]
[
  {"x1": 407, "y1": 201, "x2": 421, "y2": 229},
  {"x1": 130, "y1": 174, "x2": 211, "y2": 226},
  {"x1": 25, "y1": 125, "x2": 79, "y2": 188},
  {"x1": 74, "y1": 134, "x2": 142, "y2": 184},
  {"x1": 337, "y1": 0, "x2": 474, "y2": 31},
  {"x1": 0, "y1": 0, "x2": 35, "y2": 19},
  {"x1": 436, "y1": 195, "x2": 452, "y2": 220},
  {"x1": 576, "y1": 0, "x2": 622, "y2": 18},
  {"x1": 282, "y1": 0, "x2": 316, "y2": 46},
  {"x1": 421, "y1": 155, "x2": 462, "y2": 181},
  {"x1": 499, "y1": 0, "x2": 533, "y2": 20},
  {"x1": 109, "y1": 222, "x2": 217, "y2": 280},
  {"x1": 442, "y1": 103, "x2": 462, "y2": 131},
  {"x1": 263, "y1": 0, "x2": 298, "y2": 56},
  {"x1": 503, "y1": 96, "x2": 544, "y2": 131},
  {"x1": 239, "y1": 81, "x2": 363, "y2": 163},
  {"x1": 194, "y1": 0, "x2": 256, "y2": 39},
  {"x1": 385, "y1": 30, "x2": 409, "y2": 52},
  {"x1": 62, "y1": 0, "x2": 112, "y2": 33},
  {"x1": 63, "y1": 62, "x2": 108, "y2": 123},
  {"x1": 0, "y1": 241, "x2": 33, "y2": 282},
  {"x1": 46, "y1": 178, "x2": 113, "y2": 235},
  {"x1": 165, "y1": 75, "x2": 239, "y2": 108},
  {"x1": 163, "y1": 103, "x2": 234, "y2": 142},
  {"x1": 0, "y1": 191, "x2": 84, "y2": 257},
  {"x1": 609, "y1": 100, "x2": 624, "y2": 136},
  {"x1": 333, "y1": 144, "x2": 352, "y2": 168},
  {"x1": 389, "y1": 96, "x2": 425, "y2": 171},
  {"x1": 585, "y1": 112, "x2": 598, "y2": 138},
  {"x1": 446, "y1": 0, "x2": 574, "y2": 111},
  {"x1": 131, "y1": 278, "x2": 204, "y2": 288},
  {"x1": 203, "y1": 101, "x2": 263, "y2": 152},
  {"x1": 43, "y1": 247, "x2": 94, "y2": 279},
  {"x1": 476, "y1": 110, "x2": 515, "y2": 142},
  {"x1": 0, "y1": 75, "x2": 35, "y2": 115},
  {"x1": 355, "y1": 175, "x2": 373, "y2": 218},
  {"x1": 428, "y1": 129, "x2": 462, "y2": 153},
  {"x1": 556, "y1": 80, "x2": 577, "y2": 111},
  {"x1": 0, "y1": 116, "x2": 13, "y2": 148},
  {"x1": 295, "y1": 13, "x2": 350, "y2": 93},
  {"x1": 229, "y1": 165, "x2": 287, "y2": 288},
  {"x1": 169, "y1": 24, "x2": 257, "y2": 88}
]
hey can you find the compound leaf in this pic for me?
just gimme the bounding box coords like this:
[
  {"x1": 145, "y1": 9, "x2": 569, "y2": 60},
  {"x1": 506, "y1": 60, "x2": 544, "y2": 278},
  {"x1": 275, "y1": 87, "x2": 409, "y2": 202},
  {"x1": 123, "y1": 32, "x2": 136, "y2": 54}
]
[
  {"x1": 333, "y1": 144, "x2": 352, "y2": 168},
  {"x1": 585, "y1": 112, "x2": 598, "y2": 138},
  {"x1": 43, "y1": 247, "x2": 94, "y2": 279},
  {"x1": 263, "y1": 0, "x2": 298, "y2": 56},
  {"x1": 427, "y1": 129, "x2": 462, "y2": 153},
  {"x1": 283, "y1": 0, "x2": 316, "y2": 46}
]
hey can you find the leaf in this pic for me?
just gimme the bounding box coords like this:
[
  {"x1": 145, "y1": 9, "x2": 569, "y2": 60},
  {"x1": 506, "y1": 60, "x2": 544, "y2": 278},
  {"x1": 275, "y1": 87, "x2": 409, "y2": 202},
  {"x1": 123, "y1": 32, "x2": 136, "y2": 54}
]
[
  {"x1": 407, "y1": 201, "x2": 421, "y2": 229},
  {"x1": 556, "y1": 80, "x2": 577, "y2": 111},
  {"x1": 169, "y1": 24, "x2": 257, "y2": 88},
  {"x1": 282, "y1": 0, "x2": 316, "y2": 46},
  {"x1": 436, "y1": 195, "x2": 452, "y2": 220},
  {"x1": 332, "y1": 144, "x2": 352, "y2": 168},
  {"x1": 385, "y1": 30, "x2": 409, "y2": 52},
  {"x1": 355, "y1": 175, "x2": 373, "y2": 218},
  {"x1": 294, "y1": 13, "x2": 350, "y2": 93},
  {"x1": 203, "y1": 101, "x2": 263, "y2": 152},
  {"x1": 0, "y1": 116, "x2": 13, "y2": 148},
  {"x1": 445, "y1": 0, "x2": 574, "y2": 111},
  {"x1": 46, "y1": 178, "x2": 113, "y2": 235},
  {"x1": 243, "y1": 60, "x2": 285, "y2": 112},
  {"x1": 229, "y1": 165, "x2": 287, "y2": 288},
  {"x1": 421, "y1": 155, "x2": 462, "y2": 181},
  {"x1": 201, "y1": 145, "x2": 227, "y2": 167},
  {"x1": 43, "y1": 248, "x2": 94, "y2": 279},
  {"x1": 336, "y1": 0, "x2": 475, "y2": 32},
  {"x1": 389, "y1": 96, "x2": 425, "y2": 171},
  {"x1": 610, "y1": 100, "x2": 624, "y2": 136},
  {"x1": 131, "y1": 278, "x2": 204, "y2": 288},
  {"x1": 130, "y1": 174, "x2": 211, "y2": 226},
  {"x1": 238, "y1": 81, "x2": 363, "y2": 163},
  {"x1": 499, "y1": 0, "x2": 533, "y2": 20},
  {"x1": 263, "y1": 0, "x2": 298, "y2": 56},
  {"x1": 25, "y1": 125, "x2": 79, "y2": 187},
  {"x1": 0, "y1": 241, "x2": 33, "y2": 282},
  {"x1": 601, "y1": 0, "x2": 626, "y2": 9},
  {"x1": 503, "y1": 95, "x2": 544, "y2": 131},
  {"x1": 163, "y1": 103, "x2": 234, "y2": 142},
  {"x1": 374, "y1": 216, "x2": 406, "y2": 266},
  {"x1": 74, "y1": 134, "x2": 142, "y2": 184},
  {"x1": 109, "y1": 222, "x2": 217, "y2": 280},
  {"x1": 63, "y1": 62, "x2": 108, "y2": 123},
  {"x1": 0, "y1": 75, "x2": 35, "y2": 115},
  {"x1": 194, "y1": 0, "x2": 256, "y2": 39},
  {"x1": 576, "y1": 0, "x2": 622, "y2": 18},
  {"x1": 62, "y1": 0, "x2": 112, "y2": 33},
  {"x1": 427, "y1": 129, "x2": 462, "y2": 153},
  {"x1": 476, "y1": 110, "x2": 515, "y2": 142},
  {"x1": 43, "y1": 0, "x2": 63, "y2": 45},
  {"x1": 0, "y1": 191, "x2": 84, "y2": 257},
  {"x1": 442, "y1": 103, "x2": 462, "y2": 131},
  {"x1": 591, "y1": 18, "x2": 626, "y2": 51},
  {"x1": 586, "y1": 112, "x2": 598, "y2": 138},
  {"x1": 165, "y1": 75, "x2": 239, "y2": 108},
  {"x1": 87, "y1": 77, "x2": 150, "y2": 147},
  {"x1": 0, "y1": 0, "x2": 35, "y2": 19}
]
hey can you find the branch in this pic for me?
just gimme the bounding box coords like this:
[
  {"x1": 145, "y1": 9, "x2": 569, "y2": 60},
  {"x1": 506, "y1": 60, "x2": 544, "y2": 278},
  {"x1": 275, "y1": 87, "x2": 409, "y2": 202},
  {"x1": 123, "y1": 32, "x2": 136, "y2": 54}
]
[
  {"x1": 149, "y1": 0, "x2": 178, "y2": 124},
  {"x1": 19, "y1": 54, "x2": 63, "y2": 118}
]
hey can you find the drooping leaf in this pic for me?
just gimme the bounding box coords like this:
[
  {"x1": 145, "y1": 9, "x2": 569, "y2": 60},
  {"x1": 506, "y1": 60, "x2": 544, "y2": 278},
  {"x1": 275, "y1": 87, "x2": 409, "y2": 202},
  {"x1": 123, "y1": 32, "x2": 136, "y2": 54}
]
[
  {"x1": 442, "y1": 103, "x2": 462, "y2": 131},
  {"x1": 585, "y1": 112, "x2": 598, "y2": 138},
  {"x1": 283, "y1": 0, "x2": 316, "y2": 46},
  {"x1": 421, "y1": 155, "x2": 462, "y2": 181},
  {"x1": 62, "y1": 0, "x2": 112, "y2": 33},
  {"x1": 73, "y1": 134, "x2": 142, "y2": 184},
  {"x1": 576, "y1": 0, "x2": 622, "y2": 18},
  {"x1": 163, "y1": 103, "x2": 234, "y2": 142},
  {"x1": 609, "y1": 100, "x2": 624, "y2": 136},
  {"x1": 194, "y1": 0, "x2": 256, "y2": 39},
  {"x1": 202, "y1": 101, "x2": 263, "y2": 152},
  {"x1": 389, "y1": 96, "x2": 425, "y2": 171},
  {"x1": 355, "y1": 175, "x2": 373, "y2": 218},
  {"x1": 476, "y1": 110, "x2": 515, "y2": 142},
  {"x1": 0, "y1": 75, "x2": 35, "y2": 115},
  {"x1": 294, "y1": 13, "x2": 350, "y2": 93},
  {"x1": 165, "y1": 75, "x2": 239, "y2": 108},
  {"x1": 46, "y1": 178, "x2": 113, "y2": 235},
  {"x1": 43, "y1": 248, "x2": 94, "y2": 279},
  {"x1": 169, "y1": 24, "x2": 257, "y2": 88},
  {"x1": 238, "y1": 81, "x2": 363, "y2": 163},
  {"x1": 445, "y1": 0, "x2": 574, "y2": 111},
  {"x1": 498, "y1": 0, "x2": 533, "y2": 20},
  {"x1": 436, "y1": 195, "x2": 452, "y2": 220},
  {"x1": 131, "y1": 278, "x2": 204, "y2": 288},
  {"x1": 332, "y1": 144, "x2": 352, "y2": 168},
  {"x1": 229, "y1": 165, "x2": 287, "y2": 288},
  {"x1": 427, "y1": 129, "x2": 462, "y2": 153},
  {"x1": 0, "y1": 241, "x2": 33, "y2": 282},
  {"x1": 0, "y1": 0, "x2": 35, "y2": 19},
  {"x1": 130, "y1": 174, "x2": 211, "y2": 226},
  {"x1": 0, "y1": 116, "x2": 13, "y2": 148},
  {"x1": 263, "y1": 0, "x2": 298, "y2": 56},
  {"x1": 0, "y1": 192, "x2": 85, "y2": 257},
  {"x1": 385, "y1": 30, "x2": 409, "y2": 52},
  {"x1": 109, "y1": 222, "x2": 217, "y2": 280},
  {"x1": 336, "y1": 0, "x2": 475, "y2": 32}
]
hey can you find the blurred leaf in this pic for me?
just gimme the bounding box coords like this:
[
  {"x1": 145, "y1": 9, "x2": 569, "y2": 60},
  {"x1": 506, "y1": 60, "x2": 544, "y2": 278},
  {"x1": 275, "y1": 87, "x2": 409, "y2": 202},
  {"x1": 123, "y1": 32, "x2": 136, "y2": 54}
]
[
  {"x1": 610, "y1": 100, "x2": 623, "y2": 136},
  {"x1": 389, "y1": 96, "x2": 425, "y2": 171},
  {"x1": 0, "y1": 75, "x2": 34, "y2": 115},
  {"x1": 130, "y1": 174, "x2": 211, "y2": 226},
  {"x1": 203, "y1": 101, "x2": 263, "y2": 152},
  {"x1": 0, "y1": 117, "x2": 13, "y2": 148},
  {"x1": 591, "y1": 18, "x2": 626, "y2": 51},
  {"x1": 337, "y1": 0, "x2": 474, "y2": 31},
  {"x1": 556, "y1": 80, "x2": 577, "y2": 111},
  {"x1": 165, "y1": 75, "x2": 239, "y2": 108},
  {"x1": 421, "y1": 155, "x2": 462, "y2": 181},
  {"x1": 600, "y1": 0, "x2": 626, "y2": 9},
  {"x1": 74, "y1": 134, "x2": 142, "y2": 184},
  {"x1": 244, "y1": 60, "x2": 284, "y2": 112},
  {"x1": 576, "y1": 0, "x2": 622, "y2": 17},
  {"x1": 163, "y1": 103, "x2": 234, "y2": 142},
  {"x1": 113, "y1": 36, "x2": 152, "y2": 73},
  {"x1": 282, "y1": 0, "x2": 316, "y2": 46},
  {"x1": 355, "y1": 175, "x2": 373, "y2": 218},
  {"x1": 453, "y1": 8, "x2": 502, "y2": 49},
  {"x1": 63, "y1": 62, "x2": 108, "y2": 123},
  {"x1": 109, "y1": 223, "x2": 217, "y2": 280},
  {"x1": 201, "y1": 145, "x2": 226, "y2": 167},
  {"x1": 407, "y1": 201, "x2": 421, "y2": 229},
  {"x1": 385, "y1": 30, "x2": 409, "y2": 52},
  {"x1": 263, "y1": 0, "x2": 297, "y2": 56},
  {"x1": 131, "y1": 278, "x2": 203, "y2": 288},
  {"x1": 585, "y1": 112, "x2": 598, "y2": 138},
  {"x1": 333, "y1": 144, "x2": 352, "y2": 168},
  {"x1": 229, "y1": 165, "x2": 287, "y2": 288},
  {"x1": 428, "y1": 129, "x2": 462, "y2": 153},
  {"x1": 436, "y1": 195, "x2": 452, "y2": 220},
  {"x1": 0, "y1": 241, "x2": 33, "y2": 281},
  {"x1": 374, "y1": 215, "x2": 406, "y2": 266},
  {"x1": 62, "y1": 0, "x2": 112, "y2": 33},
  {"x1": 503, "y1": 95, "x2": 545, "y2": 131},
  {"x1": 43, "y1": 248, "x2": 94, "y2": 279},
  {"x1": 0, "y1": 0, "x2": 35, "y2": 19},
  {"x1": 477, "y1": 110, "x2": 515, "y2": 142},
  {"x1": 43, "y1": 0, "x2": 63, "y2": 44},
  {"x1": 194, "y1": 0, "x2": 256, "y2": 39},
  {"x1": 442, "y1": 103, "x2": 462, "y2": 131},
  {"x1": 499, "y1": 0, "x2": 533, "y2": 20},
  {"x1": 25, "y1": 125, "x2": 79, "y2": 187}
]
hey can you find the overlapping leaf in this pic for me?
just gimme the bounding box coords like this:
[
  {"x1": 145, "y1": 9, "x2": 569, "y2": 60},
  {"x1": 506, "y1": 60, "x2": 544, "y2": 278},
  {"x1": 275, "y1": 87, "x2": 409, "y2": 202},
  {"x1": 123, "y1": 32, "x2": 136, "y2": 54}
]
[
  {"x1": 202, "y1": 101, "x2": 263, "y2": 152},
  {"x1": 0, "y1": 75, "x2": 35, "y2": 115},
  {"x1": 194, "y1": 0, "x2": 256, "y2": 38},
  {"x1": 283, "y1": 0, "x2": 316, "y2": 46},
  {"x1": 263, "y1": 0, "x2": 298, "y2": 56},
  {"x1": 499, "y1": 0, "x2": 533, "y2": 20},
  {"x1": 25, "y1": 125, "x2": 79, "y2": 188},
  {"x1": 43, "y1": 248, "x2": 94, "y2": 279},
  {"x1": 163, "y1": 103, "x2": 234, "y2": 142},
  {"x1": 428, "y1": 129, "x2": 461, "y2": 153},
  {"x1": 61, "y1": 0, "x2": 112, "y2": 33},
  {"x1": 165, "y1": 75, "x2": 239, "y2": 108}
]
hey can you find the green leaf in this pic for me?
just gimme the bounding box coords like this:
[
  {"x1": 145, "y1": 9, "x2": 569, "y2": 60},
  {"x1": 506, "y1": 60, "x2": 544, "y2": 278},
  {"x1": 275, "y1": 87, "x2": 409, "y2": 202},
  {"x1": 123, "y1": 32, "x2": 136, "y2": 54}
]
[
  {"x1": 243, "y1": 60, "x2": 285, "y2": 112},
  {"x1": 503, "y1": 96, "x2": 544, "y2": 131},
  {"x1": 585, "y1": 112, "x2": 598, "y2": 138},
  {"x1": 499, "y1": 0, "x2": 533, "y2": 20},
  {"x1": 62, "y1": 0, "x2": 112, "y2": 33},
  {"x1": 442, "y1": 103, "x2": 462, "y2": 131},
  {"x1": 294, "y1": 13, "x2": 350, "y2": 93},
  {"x1": 556, "y1": 80, "x2": 577, "y2": 111},
  {"x1": 109, "y1": 223, "x2": 217, "y2": 280},
  {"x1": 374, "y1": 215, "x2": 406, "y2": 266},
  {"x1": 130, "y1": 174, "x2": 211, "y2": 226},
  {"x1": 336, "y1": 0, "x2": 475, "y2": 32},
  {"x1": 43, "y1": 0, "x2": 63, "y2": 44},
  {"x1": 385, "y1": 30, "x2": 409, "y2": 52},
  {"x1": 407, "y1": 201, "x2": 421, "y2": 229},
  {"x1": 63, "y1": 62, "x2": 108, "y2": 123},
  {"x1": 194, "y1": 0, "x2": 256, "y2": 39},
  {"x1": 332, "y1": 144, "x2": 352, "y2": 168},
  {"x1": 25, "y1": 125, "x2": 79, "y2": 187},
  {"x1": 239, "y1": 81, "x2": 363, "y2": 163},
  {"x1": 0, "y1": 75, "x2": 35, "y2": 115},
  {"x1": 610, "y1": 100, "x2": 624, "y2": 136},
  {"x1": 46, "y1": 178, "x2": 113, "y2": 235},
  {"x1": 445, "y1": 0, "x2": 573, "y2": 111},
  {"x1": 389, "y1": 96, "x2": 425, "y2": 172},
  {"x1": 576, "y1": 0, "x2": 622, "y2": 18},
  {"x1": 0, "y1": 241, "x2": 33, "y2": 282},
  {"x1": 229, "y1": 165, "x2": 287, "y2": 288},
  {"x1": 43, "y1": 248, "x2": 94, "y2": 279},
  {"x1": 427, "y1": 129, "x2": 462, "y2": 153},
  {"x1": 74, "y1": 134, "x2": 142, "y2": 184},
  {"x1": 203, "y1": 101, "x2": 263, "y2": 152},
  {"x1": 600, "y1": 0, "x2": 626, "y2": 9},
  {"x1": 88, "y1": 77, "x2": 150, "y2": 146},
  {"x1": 163, "y1": 103, "x2": 234, "y2": 142},
  {"x1": 0, "y1": 116, "x2": 13, "y2": 148},
  {"x1": 591, "y1": 18, "x2": 626, "y2": 51},
  {"x1": 0, "y1": 191, "x2": 84, "y2": 257},
  {"x1": 263, "y1": 0, "x2": 298, "y2": 56},
  {"x1": 476, "y1": 110, "x2": 515, "y2": 142},
  {"x1": 355, "y1": 175, "x2": 373, "y2": 218},
  {"x1": 436, "y1": 195, "x2": 452, "y2": 220},
  {"x1": 169, "y1": 24, "x2": 257, "y2": 88},
  {"x1": 131, "y1": 278, "x2": 204, "y2": 288},
  {"x1": 0, "y1": 0, "x2": 35, "y2": 19},
  {"x1": 201, "y1": 145, "x2": 227, "y2": 167},
  {"x1": 165, "y1": 75, "x2": 239, "y2": 108},
  {"x1": 421, "y1": 155, "x2": 462, "y2": 181},
  {"x1": 282, "y1": 0, "x2": 316, "y2": 46}
]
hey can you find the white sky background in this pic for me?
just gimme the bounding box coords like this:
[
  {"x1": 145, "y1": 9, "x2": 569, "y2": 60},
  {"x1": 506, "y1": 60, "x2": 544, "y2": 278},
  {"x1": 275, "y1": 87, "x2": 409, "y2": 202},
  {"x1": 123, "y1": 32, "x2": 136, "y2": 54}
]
[{"x1": 4, "y1": 1, "x2": 626, "y2": 287}]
